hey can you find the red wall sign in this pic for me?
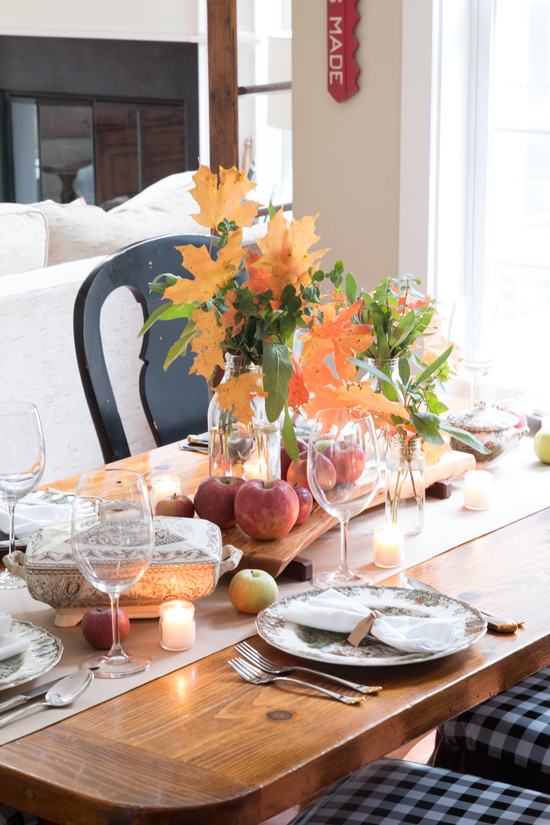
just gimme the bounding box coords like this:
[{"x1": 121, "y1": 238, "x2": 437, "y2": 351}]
[{"x1": 327, "y1": 0, "x2": 360, "y2": 102}]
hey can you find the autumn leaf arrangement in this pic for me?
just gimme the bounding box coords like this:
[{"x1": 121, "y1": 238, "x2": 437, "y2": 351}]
[
  {"x1": 295, "y1": 266, "x2": 488, "y2": 463},
  {"x1": 139, "y1": 164, "x2": 335, "y2": 461},
  {"x1": 139, "y1": 163, "x2": 486, "y2": 470}
]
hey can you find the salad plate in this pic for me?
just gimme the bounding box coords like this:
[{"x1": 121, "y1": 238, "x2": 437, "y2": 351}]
[
  {"x1": 256, "y1": 585, "x2": 487, "y2": 667},
  {"x1": 0, "y1": 620, "x2": 63, "y2": 691}
]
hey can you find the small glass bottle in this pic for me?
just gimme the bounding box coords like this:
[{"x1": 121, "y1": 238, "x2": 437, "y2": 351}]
[
  {"x1": 385, "y1": 434, "x2": 425, "y2": 534},
  {"x1": 207, "y1": 354, "x2": 281, "y2": 480}
]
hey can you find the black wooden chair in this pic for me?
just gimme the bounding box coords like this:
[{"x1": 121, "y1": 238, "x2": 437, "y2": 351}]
[{"x1": 74, "y1": 234, "x2": 215, "y2": 464}]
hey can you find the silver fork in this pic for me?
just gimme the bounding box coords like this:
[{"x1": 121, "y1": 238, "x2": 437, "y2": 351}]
[
  {"x1": 235, "y1": 641, "x2": 382, "y2": 695},
  {"x1": 229, "y1": 658, "x2": 365, "y2": 705}
]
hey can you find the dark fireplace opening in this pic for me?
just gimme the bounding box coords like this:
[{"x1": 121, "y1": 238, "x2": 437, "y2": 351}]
[{"x1": 0, "y1": 36, "x2": 199, "y2": 207}]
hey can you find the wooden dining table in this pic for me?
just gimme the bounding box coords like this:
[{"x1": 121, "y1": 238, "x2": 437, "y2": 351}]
[{"x1": 1, "y1": 442, "x2": 549, "y2": 825}]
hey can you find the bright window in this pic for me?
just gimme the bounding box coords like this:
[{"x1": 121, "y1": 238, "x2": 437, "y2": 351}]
[{"x1": 473, "y1": 0, "x2": 550, "y2": 391}]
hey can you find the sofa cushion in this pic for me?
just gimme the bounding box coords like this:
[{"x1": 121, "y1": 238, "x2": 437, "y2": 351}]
[
  {"x1": 36, "y1": 171, "x2": 210, "y2": 267},
  {"x1": 0, "y1": 204, "x2": 48, "y2": 276}
]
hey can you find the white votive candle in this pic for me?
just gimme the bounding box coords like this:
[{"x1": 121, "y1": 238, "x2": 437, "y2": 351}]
[
  {"x1": 373, "y1": 524, "x2": 405, "y2": 568},
  {"x1": 151, "y1": 475, "x2": 181, "y2": 513},
  {"x1": 464, "y1": 470, "x2": 492, "y2": 510},
  {"x1": 159, "y1": 600, "x2": 196, "y2": 651}
]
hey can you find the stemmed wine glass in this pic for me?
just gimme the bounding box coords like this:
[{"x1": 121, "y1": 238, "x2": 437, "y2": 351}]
[
  {"x1": 71, "y1": 469, "x2": 155, "y2": 678},
  {"x1": 307, "y1": 409, "x2": 380, "y2": 588},
  {"x1": 448, "y1": 297, "x2": 501, "y2": 407},
  {"x1": 0, "y1": 401, "x2": 46, "y2": 590}
]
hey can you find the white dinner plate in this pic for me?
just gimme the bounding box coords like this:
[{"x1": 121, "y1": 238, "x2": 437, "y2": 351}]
[
  {"x1": 0, "y1": 620, "x2": 63, "y2": 690},
  {"x1": 0, "y1": 490, "x2": 75, "y2": 547},
  {"x1": 256, "y1": 585, "x2": 487, "y2": 667}
]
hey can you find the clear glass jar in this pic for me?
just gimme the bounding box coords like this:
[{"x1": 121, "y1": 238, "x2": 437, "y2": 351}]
[
  {"x1": 207, "y1": 354, "x2": 281, "y2": 480},
  {"x1": 385, "y1": 434, "x2": 425, "y2": 534},
  {"x1": 363, "y1": 357, "x2": 400, "y2": 462}
]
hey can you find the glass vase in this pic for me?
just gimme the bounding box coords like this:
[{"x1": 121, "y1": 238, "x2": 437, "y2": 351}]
[
  {"x1": 207, "y1": 355, "x2": 281, "y2": 480},
  {"x1": 363, "y1": 357, "x2": 400, "y2": 461},
  {"x1": 385, "y1": 434, "x2": 425, "y2": 535}
]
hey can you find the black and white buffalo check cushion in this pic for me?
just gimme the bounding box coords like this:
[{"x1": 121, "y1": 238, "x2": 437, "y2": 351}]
[
  {"x1": 291, "y1": 758, "x2": 550, "y2": 824},
  {"x1": 442, "y1": 664, "x2": 550, "y2": 773}
]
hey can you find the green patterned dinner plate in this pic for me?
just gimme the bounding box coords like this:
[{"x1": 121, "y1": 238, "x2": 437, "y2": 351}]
[
  {"x1": 256, "y1": 585, "x2": 487, "y2": 667},
  {"x1": 0, "y1": 620, "x2": 63, "y2": 690}
]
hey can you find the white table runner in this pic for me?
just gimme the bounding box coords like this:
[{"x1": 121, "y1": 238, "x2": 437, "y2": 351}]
[{"x1": 0, "y1": 436, "x2": 548, "y2": 747}]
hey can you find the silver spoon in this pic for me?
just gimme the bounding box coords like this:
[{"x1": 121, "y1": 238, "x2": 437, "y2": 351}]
[{"x1": 0, "y1": 669, "x2": 94, "y2": 728}]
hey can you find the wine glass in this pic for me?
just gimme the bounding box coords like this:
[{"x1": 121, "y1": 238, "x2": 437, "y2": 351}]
[
  {"x1": 71, "y1": 469, "x2": 155, "y2": 678},
  {"x1": 0, "y1": 401, "x2": 45, "y2": 590},
  {"x1": 307, "y1": 409, "x2": 380, "y2": 588},
  {"x1": 448, "y1": 297, "x2": 501, "y2": 407}
]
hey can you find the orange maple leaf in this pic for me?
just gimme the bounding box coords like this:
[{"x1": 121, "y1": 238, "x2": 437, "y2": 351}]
[
  {"x1": 215, "y1": 373, "x2": 268, "y2": 427},
  {"x1": 221, "y1": 289, "x2": 244, "y2": 336},
  {"x1": 249, "y1": 210, "x2": 328, "y2": 301},
  {"x1": 190, "y1": 165, "x2": 260, "y2": 230},
  {"x1": 189, "y1": 309, "x2": 226, "y2": 380},
  {"x1": 288, "y1": 354, "x2": 309, "y2": 411},
  {"x1": 244, "y1": 251, "x2": 271, "y2": 296},
  {"x1": 165, "y1": 229, "x2": 245, "y2": 306},
  {"x1": 300, "y1": 298, "x2": 372, "y2": 381},
  {"x1": 301, "y1": 374, "x2": 407, "y2": 431}
]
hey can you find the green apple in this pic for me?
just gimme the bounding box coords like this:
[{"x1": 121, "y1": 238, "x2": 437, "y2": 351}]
[
  {"x1": 315, "y1": 439, "x2": 333, "y2": 453},
  {"x1": 228, "y1": 569, "x2": 278, "y2": 614},
  {"x1": 534, "y1": 430, "x2": 550, "y2": 464}
]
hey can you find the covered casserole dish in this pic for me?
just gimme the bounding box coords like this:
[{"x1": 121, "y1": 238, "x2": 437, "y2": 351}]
[{"x1": 5, "y1": 517, "x2": 242, "y2": 626}]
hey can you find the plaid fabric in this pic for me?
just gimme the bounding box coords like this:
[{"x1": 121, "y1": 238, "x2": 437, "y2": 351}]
[
  {"x1": 442, "y1": 664, "x2": 550, "y2": 774},
  {"x1": 0, "y1": 805, "x2": 38, "y2": 825},
  {"x1": 291, "y1": 758, "x2": 550, "y2": 824}
]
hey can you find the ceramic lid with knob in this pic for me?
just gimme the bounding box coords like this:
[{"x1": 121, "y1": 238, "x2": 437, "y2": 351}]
[{"x1": 447, "y1": 400, "x2": 519, "y2": 432}]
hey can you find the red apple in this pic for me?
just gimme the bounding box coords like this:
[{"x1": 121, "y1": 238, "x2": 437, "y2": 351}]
[
  {"x1": 280, "y1": 438, "x2": 308, "y2": 481},
  {"x1": 194, "y1": 476, "x2": 246, "y2": 528},
  {"x1": 294, "y1": 487, "x2": 313, "y2": 524},
  {"x1": 155, "y1": 493, "x2": 195, "y2": 518},
  {"x1": 287, "y1": 450, "x2": 337, "y2": 493},
  {"x1": 323, "y1": 442, "x2": 366, "y2": 485},
  {"x1": 81, "y1": 607, "x2": 130, "y2": 650},
  {"x1": 500, "y1": 404, "x2": 528, "y2": 434},
  {"x1": 234, "y1": 479, "x2": 299, "y2": 540},
  {"x1": 228, "y1": 569, "x2": 278, "y2": 614}
]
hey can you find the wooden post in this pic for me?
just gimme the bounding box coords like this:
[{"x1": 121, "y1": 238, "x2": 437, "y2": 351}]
[{"x1": 207, "y1": 0, "x2": 239, "y2": 174}]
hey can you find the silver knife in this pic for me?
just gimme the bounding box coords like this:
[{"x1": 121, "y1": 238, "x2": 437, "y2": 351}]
[
  {"x1": 0, "y1": 675, "x2": 65, "y2": 714},
  {"x1": 402, "y1": 576, "x2": 523, "y2": 633}
]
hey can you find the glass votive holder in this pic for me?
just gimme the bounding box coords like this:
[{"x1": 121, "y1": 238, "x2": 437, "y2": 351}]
[
  {"x1": 159, "y1": 600, "x2": 196, "y2": 651},
  {"x1": 463, "y1": 470, "x2": 492, "y2": 510},
  {"x1": 151, "y1": 475, "x2": 182, "y2": 514},
  {"x1": 373, "y1": 524, "x2": 405, "y2": 568}
]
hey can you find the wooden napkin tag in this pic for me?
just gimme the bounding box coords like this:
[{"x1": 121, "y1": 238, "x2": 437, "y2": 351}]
[{"x1": 347, "y1": 609, "x2": 384, "y2": 646}]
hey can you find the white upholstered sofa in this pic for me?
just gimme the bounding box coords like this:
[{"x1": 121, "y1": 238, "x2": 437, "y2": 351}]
[{"x1": 0, "y1": 172, "x2": 264, "y2": 485}]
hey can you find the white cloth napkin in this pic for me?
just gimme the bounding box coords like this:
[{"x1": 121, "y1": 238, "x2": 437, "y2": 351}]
[
  {"x1": 280, "y1": 589, "x2": 465, "y2": 654},
  {"x1": 0, "y1": 497, "x2": 73, "y2": 540},
  {"x1": 0, "y1": 613, "x2": 31, "y2": 661}
]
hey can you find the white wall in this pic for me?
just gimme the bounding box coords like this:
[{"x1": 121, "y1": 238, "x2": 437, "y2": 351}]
[
  {"x1": 292, "y1": 0, "x2": 403, "y2": 290},
  {"x1": 0, "y1": 0, "x2": 201, "y2": 41}
]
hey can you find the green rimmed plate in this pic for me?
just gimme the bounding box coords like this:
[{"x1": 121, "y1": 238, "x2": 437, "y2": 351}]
[
  {"x1": 256, "y1": 585, "x2": 487, "y2": 667},
  {"x1": 0, "y1": 620, "x2": 63, "y2": 690}
]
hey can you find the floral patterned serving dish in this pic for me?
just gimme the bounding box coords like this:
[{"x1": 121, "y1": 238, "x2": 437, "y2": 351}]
[
  {"x1": 5, "y1": 517, "x2": 242, "y2": 627},
  {"x1": 256, "y1": 585, "x2": 487, "y2": 666},
  {"x1": 446, "y1": 400, "x2": 529, "y2": 467}
]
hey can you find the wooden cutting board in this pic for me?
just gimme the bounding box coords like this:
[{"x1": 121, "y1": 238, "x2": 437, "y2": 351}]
[{"x1": 223, "y1": 450, "x2": 475, "y2": 578}]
